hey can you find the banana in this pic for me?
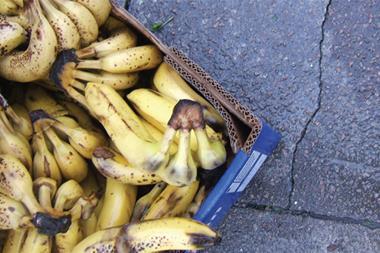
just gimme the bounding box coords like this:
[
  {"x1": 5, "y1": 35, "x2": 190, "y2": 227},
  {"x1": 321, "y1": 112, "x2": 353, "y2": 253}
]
[
  {"x1": 85, "y1": 83, "x2": 176, "y2": 173},
  {"x1": 0, "y1": 0, "x2": 58, "y2": 82},
  {"x1": 0, "y1": 108, "x2": 32, "y2": 170},
  {"x1": 11, "y1": 0, "x2": 23, "y2": 7},
  {"x1": 39, "y1": 0, "x2": 81, "y2": 52},
  {"x1": 49, "y1": 117, "x2": 107, "y2": 158},
  {"x1": 76, "y1": 26, "x2": 137, "y2": 58},
  {"x1": 92, "y1": 147, "x2": 162, "y2": 185},
  {"x1": 0, "y1": 21, "x2": 26, "y2": 56},
  {"x1": 71, "y1": 226, "x2": 120, "y2": 253},
  {"x1": 74, "y1": 0, "x2": 110, "y2": 26},
  {"x1": 115, "y1": 217, "x2": 220, "y2": 252},
  {"x1": 0, "y1": 12, "x2": 29, "y2": 30},
  {"x1": 54, "y1": 179, "x2": 83, "y2": 212},
  {"x1": 0, "y1": 0, "x2": 19, "y2": 15},
  {"x1": 52, "y1": 0, "x2": 98, "y2": 46},
  {"x1": 20, "y1": 229, "x2": 52, "y2": 253},
  {"x1": 72, "y1": 69, "x2": 139, "y2": 90},
  {"x1": 80, "y1": 169, "x2": 101, "y2": 197},
  {"x1": 101, "y1": 16, "x2": 125, "y2": 33},
  {"x1": 57, "y1": 100, "x2": 97, "y2": 131},
  {"x1": 185, "y1": 185, "x2": 207, "y2": 218},
  {"x1": 143, "y1": 180, "x2": 199, "y2": 220},
  {"x1": 154, "y1": 62, "x2": 225, "y2": 126},
  {"x1": 25, "y1": 86, "x2": 68, "y2": 117},
  {"x1": 131, "y1": 182, "x2": 166, "y2": 222},
  {"x1": 2, "y1": 229, "x2": 28, "y2": 253},
  {"x1": 77, "y1": 45, "x2": 162, "y2": 73},
  {"x1": 43, "y1": 123, "x2": 88, "y2": 182},
  {"x1": 96, "y1": 178, "x2": 136, "y2": 230},
  {"x1": 8, "y1": 103, "x2": 33, "y2": 140},
  {"x1": 0, "y1": 193, "x2": 32, "y2": 230}
]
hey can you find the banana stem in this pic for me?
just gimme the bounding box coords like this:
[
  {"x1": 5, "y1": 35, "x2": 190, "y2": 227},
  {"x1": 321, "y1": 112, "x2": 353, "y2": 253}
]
[
  {"x1": 38, "y1": 185, "x2": 53, "y2": 209},
  {"x1": 44, "y1": 126, "x2": 63, "y2": 148},
  {"x1": 77, "y1": 60, "x2": 102, "y2": 70},
  {"x1": 22, "y1": 194, "x2": 44, "y2": 214},
  {"x1": 73, "y1": 69, "x2": 98, "y2": 82},
  {"x1": 76, "y1": 47, "x2": 96, "y2": 59},
  {"x1": 70, "y1": 80, "x2": 86, "y2": 91}
]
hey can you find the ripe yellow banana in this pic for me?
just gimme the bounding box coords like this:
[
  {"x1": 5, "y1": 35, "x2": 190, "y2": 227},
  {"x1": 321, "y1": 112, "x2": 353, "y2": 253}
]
[
  {"x1": 76, "y1": 26, "x2": 137, "y2": 58},
  {"x1": 54, "y1": 180, "x2": 84, "y2": 211},
  {"x1": 74, "y1": 0, "x2": 111, "y2": 26},
  {"x1": 0, "y1": 21, "x2": 26, "y2": 56},
  {"x1": 72, "y1": 69, "x2": 139, "y2": 90},
  {"x1": 77, "y1": 45, "x2": 162, "y2": 73},
  {"x1": 96, "y1": 178, "x2": 136, "y2": 230},
  {"x1": 0, "y1": 0, "x2": 58, "y2": 82},
  {"x1": 115, "y1": 217, "x2": 220, "y2": 252},
  {"x1": 43, "y1": 124, "x2": 88, "y2": 182},
  {"x1": 20, "y1": 229, "x2": 52, "y2": 253},
  {"x1": 0, "y1": 0, "x2": 19, "y2": 15},
  {"x1": 101, "y1": 16, "x2": 124, "y2": 33},
  {"x1": 39, "y1": 0, "x2": 81, "y2": 52},
  {"x1": 85, "y1": 83, "x2": 177, "y2": 173},
  {"x1": 131, "y1": 182, "x2": 166, "y2": 222},
  {"x1": 10, "y1": 0, "x2": 23, "y2": 7},
  {"x1": 71, "y1": 226, "x2": 120, "y2": 253},
  {"x1": 184, "y1": 185, "x2": 207, "y2": 218},
  {"x1": 2, "y1": 229, "x2": 28, "y2": 253},
  {"x1": 154, "y1": 62, "x2": 225, "y2": 126},
  {"x1": 57, "y1": 100, "x2": 97, "y2": 131},
  {"x1": 143, "y1": 180, "x2": 199, "y2": 220},
  {"x1": 92, "y1": 147, "x2": 162, "y2": 185},
  {"x1": 25, "y1": 86, "x2": 68, "y2": 117},
  {"x1": 52, "y1": 0, "x2": 98, "y2": 46},
  {"x1": 0, "y1": 11, "x2": 29, "y2": 30},
  {"x1": 0, "y1": 193, "x2": 32, "y2": 230},
  {"x1": 0, "y1": 109, "x2": 32, "y2": 170},
  {"x1": 8, "y1": 103, "x2": 33, "y2": 140}
]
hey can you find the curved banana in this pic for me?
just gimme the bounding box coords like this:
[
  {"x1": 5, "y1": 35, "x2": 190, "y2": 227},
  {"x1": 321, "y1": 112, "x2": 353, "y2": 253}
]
[
  {"x1": 92, "y1": 147, "x2": 162, "y2": 185},
  {"x1": 115, "y1": 217, "x2": 220, "y2": 252},
  {"x1": 25, "y1": 86, "x2": 68, "y2": 117},
  {"x1": 54, "y1": 180, "x2": 84, "y2": 212},
  {"x1": 0, "y1": 21, "x2": 26, "y2": 56},
  {"x1": 0, "y1": 12, "x2": 29, "y2": 30},
  {"x1": 143, "y1": 180, "x2": 199, "y2": 220},
  {"x1": 96, "y1": 178, "x2": 136, "y2": 230},
  {"x1": 131, "y1": 182, "x2": 166, "y2": 222},
  {"x1": 0, "y1": 0, "x2": 58, "y2": 82},
  {"x1": 43, "y1": 124, "x2": 88, "y2": 182},
  {"x1": 2, "y1": 229, "x2": 28, "y2": 253},
  {"x1": 74, "y1": 0, "x2": 110, "y2": 26},
  {"x1": 57, "y1": 100, "x2": 97, "y2": 131},
  {"x1": 141, "y1": 119, "x2": 177, "y2": 155},
  {"x1": 71, "y1": 226, "x2": 120, "y2": 253},
  {"x1": 154, "y1": 62, "x2": 225, "y2": 126},
  {"x1": 0, "y1": 193, "x2": 32, "y2": 230},
  {"x1": 52, "y1": 0, "x2": 98, "y2": 46},
  {"x1": 185, "y1": 185, "x2": 207, "y2": 218},
  {"x1": 0, "y1": 0, "x2": 19, "y2": 15},
  {"x1": 76, "y1": 26, "x2": 137, "y2": 58},
  {"x1": 73, "y1": 69, "x2": 139, "y2": 90},
  {"x1": 0, "y1": 109, "x2": 32, "y2": 170},
  {"x1": 77, "y1": 45, "x2": 162, "y2": 73},
  {"x1": 39, "y1": 0, "x2": 81, "y2": 51},
  {"x1": 8, "y1": 103, "x2": 33, "y2": 140},
  {"x1": 101, "y1": 16, "x2": 124, "y2": 33}
]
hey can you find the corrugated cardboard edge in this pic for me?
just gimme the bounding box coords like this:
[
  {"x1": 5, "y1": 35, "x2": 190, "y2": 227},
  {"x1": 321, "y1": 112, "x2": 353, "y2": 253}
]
[{"x1": 111, "y1": 2, "x2": 262, "y2": 154}]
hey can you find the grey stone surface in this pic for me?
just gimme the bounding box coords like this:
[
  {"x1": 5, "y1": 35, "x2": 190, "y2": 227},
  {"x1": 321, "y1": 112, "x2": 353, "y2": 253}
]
[
  {"x1": 207, "y1": 208, "x2": 380, "y2": 253},
  {"x1": 129, "y1": 0, "x2": 328, "y2": 207},
  {"x1": 291, "y1": 0, "x2": 380, "y2": 222}
]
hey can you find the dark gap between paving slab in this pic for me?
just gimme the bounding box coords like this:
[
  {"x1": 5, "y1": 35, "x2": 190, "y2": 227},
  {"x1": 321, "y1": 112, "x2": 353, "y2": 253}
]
[
  {"x1": 290, "y1": 0, "x2": 380, "y2": 222},
  {"x1": 206, "y1": 207, "x2": 380, "y2": 253},
  {"x1": 129, "y1": 0, "x2": 328, "y2": 207}
]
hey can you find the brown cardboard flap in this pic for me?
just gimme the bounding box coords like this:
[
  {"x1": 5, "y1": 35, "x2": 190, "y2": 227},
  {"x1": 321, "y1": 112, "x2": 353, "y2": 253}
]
[{"x1": 111, "y1": 2, "x2": 262, "y2": 153}]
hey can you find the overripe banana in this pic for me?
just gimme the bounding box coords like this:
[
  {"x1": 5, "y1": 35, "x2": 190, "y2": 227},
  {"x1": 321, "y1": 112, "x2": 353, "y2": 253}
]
[
  {"x1": 96, "y1": 178, "x2": 136, "y2": 230},
  {"x1": 115, "y1": 217, "x2": 220, "y2": 252},
  {"x1": 154, "y1": 62, "x2": 225, "y2": 126},
  {"x1": 39, "y1": 0, "x2": 81, "y2": 52},
  {"x1": 0, "y1": 0, "x2": 58, "y2": 82},
  {"x1": 131, "y1": 182, "x2": 166, "y2": 222},
  {"x1": 43, "y1": 123, "x2": 88, "y2": 182},
  {"x1": 0, "y1": 21, "x2": 26, "y2": 56},
  {"x1": 2, "y1": 229, "x2": 28, "y2": 253},
  {"x1": 8, "y1": 103, "x2": 33, "y2": 140},
  {"x1": 52, "y1": 0, "x2": 98, "y2": 46},
  {"x1": 74, "y1": 0, "x2": 111, "y2": 26},
  {"x1": 72, "y1": 69, "x2": 139, "y2": 90},
  {"x1": 0, "y1": 0, "x2": 19, "y2": 15},
  {"x1": 92, "y1": 147, "x2": 162, "y2": 185},
  {"x1": 20, "y1": 229, "x2": 51, "y2": 253},
  {"x1": 76, "y1": 26, "x2": 137, "y2": 58},
  {"x1": 71, "y1": 226, "x2": 120, "y2": 253},
  {"x1": 0, "y1": 193, "x2": 32, "y2": 230},
  {"x1": 77, "y1": 45, "x2": 162, "y2": 73},
  {"x1": 143, "y1": 180, "x2": 199, "y2": 220}
]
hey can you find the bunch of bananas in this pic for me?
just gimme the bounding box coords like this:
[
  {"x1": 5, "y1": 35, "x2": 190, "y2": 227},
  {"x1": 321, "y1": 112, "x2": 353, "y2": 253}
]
[{"x1": 0, "y1": 1, "x2": 227, "y2": 251}]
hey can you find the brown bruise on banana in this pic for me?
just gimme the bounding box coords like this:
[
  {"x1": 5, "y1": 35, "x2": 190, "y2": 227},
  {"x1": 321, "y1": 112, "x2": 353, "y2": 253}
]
[{"x1": 0, "y1": 156, "x2": 27, "y2": 199}]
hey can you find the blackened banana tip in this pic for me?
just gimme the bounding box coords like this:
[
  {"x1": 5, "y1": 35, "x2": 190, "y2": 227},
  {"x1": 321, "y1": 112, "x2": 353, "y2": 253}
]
[
  {"x1": 29, "y1": 109, "x2": 51, "y2": 123},
  {"x1": 49, "y1": 49, "x2": 78, "y2": 91},
  {"x1": 32, "y1": 212, "x2": 72, "y2": 235}
]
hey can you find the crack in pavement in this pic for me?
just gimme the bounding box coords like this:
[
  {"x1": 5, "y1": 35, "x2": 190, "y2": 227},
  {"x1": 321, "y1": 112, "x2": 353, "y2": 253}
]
[
  {"x1": 237, "y1": 203, "x2": 380, "y2": 230},
  {"x1": 287, "y1": 0, "x2": 333, "y2": 209}
]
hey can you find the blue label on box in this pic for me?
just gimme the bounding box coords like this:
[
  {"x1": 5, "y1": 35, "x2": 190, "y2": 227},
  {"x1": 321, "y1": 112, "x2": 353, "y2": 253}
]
[{"x1": 193, "y1": 120, "x2": 281, "y2": 229}]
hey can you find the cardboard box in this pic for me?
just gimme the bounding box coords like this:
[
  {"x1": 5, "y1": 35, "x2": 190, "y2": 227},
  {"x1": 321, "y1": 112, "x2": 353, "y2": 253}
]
[{"x1": 111, "y1": 3, "x2": 281, "y2": 229}]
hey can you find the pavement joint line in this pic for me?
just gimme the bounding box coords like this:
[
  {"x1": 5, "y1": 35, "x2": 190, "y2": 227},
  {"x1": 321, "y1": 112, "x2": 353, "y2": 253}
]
[
  {"x1": 236, "y1": 202, "x2": 380, "y2": 230},
  {"x1": 287, "y1": 0, "x2": 333, "y2": 209}
]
